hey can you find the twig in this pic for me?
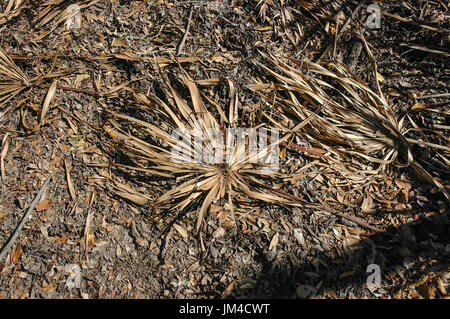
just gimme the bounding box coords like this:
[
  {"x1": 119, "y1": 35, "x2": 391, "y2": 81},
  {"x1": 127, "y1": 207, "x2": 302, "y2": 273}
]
[
  {"x1": 415, "y1": 93, "x2": 450, "y2": 100},
  {"x1": 341, "y1": 0, "x2": 366, "y2": 34},
  {"x1": 1, "y1": 133, "x2": 9, "y2": 182},
  {"x1": 0, "y1": 172, "x2": 55, "y2": 262},
  {"x1": 176, "y1": 5, "x2": 195, "y2": 55},
  {"x1": 325, "y1": 210, "x2": 385, "y2": 234},
  {"x1": 40, "y1": 84, "x2": 99, "y2": 96}
]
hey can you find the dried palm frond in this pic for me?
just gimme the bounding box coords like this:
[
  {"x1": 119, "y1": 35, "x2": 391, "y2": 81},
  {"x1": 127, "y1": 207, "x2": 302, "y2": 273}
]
[
  {"x1": 250, "y1": 53, "x2": 411, "y2": 168},
  {"x1": 105, "y1": 73, "x2": 303, "y2": 233},
  {"x1": 247, "y1": 53, "x2": 449, "y2": 201},
  {"x1": 0, "y1": 47, "x2": 30, "y2": 109}
]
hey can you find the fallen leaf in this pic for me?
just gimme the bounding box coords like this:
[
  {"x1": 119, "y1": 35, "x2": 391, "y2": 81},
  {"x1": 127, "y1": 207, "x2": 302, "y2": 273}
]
[
  {"x1": 74, "y1": 74, "x2": 90, "y2": 87},
  {"x1": 436, "y1": 276, "x2": 447, "y2": 295},
  {"x1": 160, "y1": 264, "x2": 174, "y2": 269},
  {"x1": 395, "y1": 178, "x2": 411, "y2": 202},
  {"x1": 293, "y1": 228, "x2": 305, "y2": 245},
  {"x1": 256, "y1": 26, "x2": 272, "y2": 31},
  {"x1": 411, "y1": 102, "x2": 426, "y2": 110},
  {"x1": 361, "y1": 195, "x2": 375, "y2": 213},
  {"x1": 65, "y1": 159, "x2": 76, "y2": 201},
  {"x1": 41, "y1": 80, "x2": 57, "y2": 122},
  {"x1": 339, "y1": 270, "x2": 355, "y2": 278}
]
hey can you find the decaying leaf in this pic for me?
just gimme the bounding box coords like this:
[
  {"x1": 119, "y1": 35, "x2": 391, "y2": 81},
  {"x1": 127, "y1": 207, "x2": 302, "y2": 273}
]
[
  {"x1": 296, "y1": 285, "x2": 317, "y2": 298},
  {"x1": 105, "y1": 73, "x2": 305, "y2": 234},
  {"x1": 173, "y1": 223, "x2": 189, "y2": 238}
]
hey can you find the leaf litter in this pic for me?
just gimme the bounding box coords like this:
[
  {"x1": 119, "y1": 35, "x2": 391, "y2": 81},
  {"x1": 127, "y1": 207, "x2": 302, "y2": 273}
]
[{"x1": 0, "y1": 0, "x2": 448, "y2": 299}]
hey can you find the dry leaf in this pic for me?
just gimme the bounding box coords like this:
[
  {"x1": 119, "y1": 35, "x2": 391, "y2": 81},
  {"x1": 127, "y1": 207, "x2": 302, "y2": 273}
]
[
  {"x1": 65, "y1": 159, "x2": 76, "y2": 200},
  {"x1": 293, "y1": 228, "x2": 305, "y2": 245},
  {"x1": 339, "y1": 270, "x2": 355, "y2": 278},
  {"x1": 376, "y1": 72, "x2": 385, "y2": 83},
  {"x1": 74, "y1": 74, "x2": 90, "y2": 87},
  {"x1": 361, "y1": 195, "x2": 376, "y2": 213},
  {"x1": 296, "y1": 285, "x2": 317, "y2": 298},
  {"x1": 221, "y1": 280, "x2": 235, "y2": 298},
  {"x1": 212, "y1": 227, "x2": 225, "y2": 240},
  {"x1": 436, "y1": 277, "x2": 447, "y2": 295},
  {"x1": 86, "y1": 232, "x2": 95, "y2": 252},
  {"x1": 12, "y1": 244, "x2": 22, "y2": 264},
  {"x1": 395, "y1": 178, "x2": 412, "y2": 202},
  {"x1": 411, "y1": 102, "x2": 426, "y2": 110}
]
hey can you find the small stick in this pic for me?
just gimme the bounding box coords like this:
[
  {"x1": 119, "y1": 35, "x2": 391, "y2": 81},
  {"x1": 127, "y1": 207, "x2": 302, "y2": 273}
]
[
  {"x1": 382, "y1": 11, "x2": 446, "y2": 34},
  {"x1": 0, "y1": 172, "x2": 55, "y2": 262},
  {"x1": 176, "y1": 5, "x2": 195, "y2": 56}
]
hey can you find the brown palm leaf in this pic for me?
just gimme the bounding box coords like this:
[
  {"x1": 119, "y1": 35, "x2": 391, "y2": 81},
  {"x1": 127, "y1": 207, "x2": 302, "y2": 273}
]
[{"x1": 0, "y1": 46, "x2": 30, "y2": 109}]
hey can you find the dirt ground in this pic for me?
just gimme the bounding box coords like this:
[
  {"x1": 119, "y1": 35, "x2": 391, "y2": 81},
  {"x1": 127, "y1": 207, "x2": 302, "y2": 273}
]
[{"x1": 0, "y1": 0, "x2": 448, "y2": 299}]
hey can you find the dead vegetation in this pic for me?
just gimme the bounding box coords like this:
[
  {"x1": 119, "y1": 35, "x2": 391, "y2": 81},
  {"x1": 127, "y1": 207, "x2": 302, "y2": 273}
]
[{"x1": 0, "y1": 0, "x2": 448, "y2": 299}]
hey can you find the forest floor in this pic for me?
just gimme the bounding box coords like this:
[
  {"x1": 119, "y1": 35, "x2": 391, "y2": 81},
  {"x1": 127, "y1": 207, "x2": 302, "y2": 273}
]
[{"x1": 0, "y1": 0, "x2": 448, "y2": 299}]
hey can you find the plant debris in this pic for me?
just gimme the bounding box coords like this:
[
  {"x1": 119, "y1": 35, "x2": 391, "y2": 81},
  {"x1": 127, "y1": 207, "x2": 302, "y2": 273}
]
[{"x1": 0, "y1": 0, "x2": 448, "y2": 299}]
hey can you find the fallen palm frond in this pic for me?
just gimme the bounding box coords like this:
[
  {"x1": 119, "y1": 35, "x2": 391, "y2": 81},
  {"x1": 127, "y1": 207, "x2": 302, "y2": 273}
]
[
  {"x1": 105, "y1": 72, "x2": 312, "y2": 233},
  {"x1": 247, "y1": 53, "x2": 449, "y2": 201}
]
